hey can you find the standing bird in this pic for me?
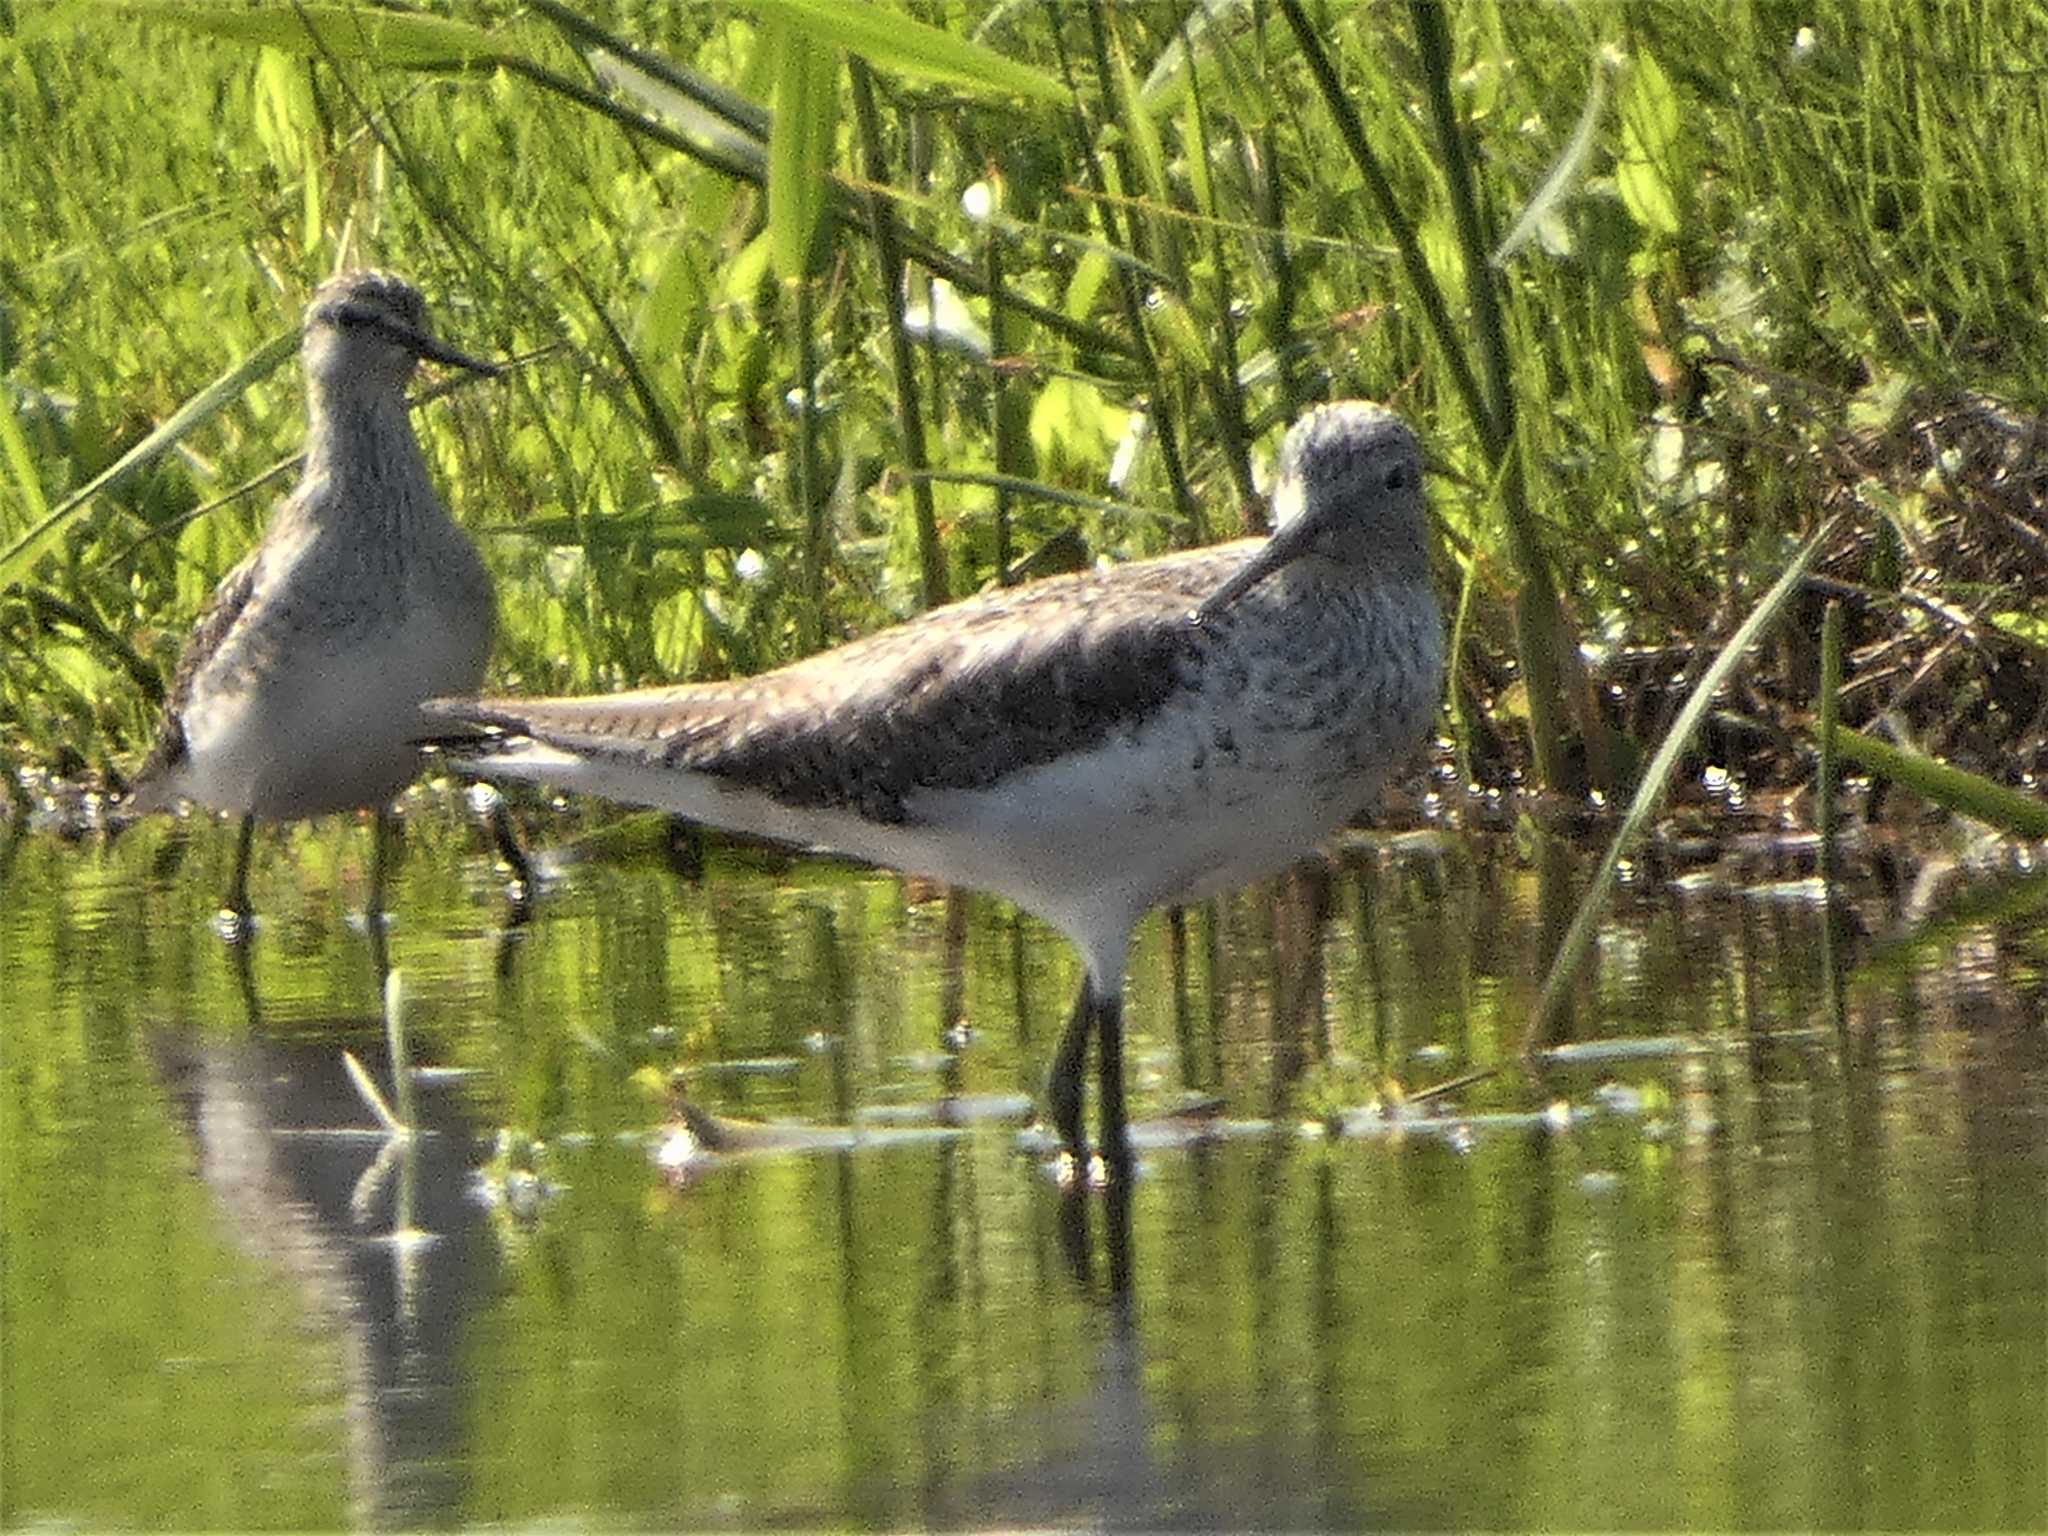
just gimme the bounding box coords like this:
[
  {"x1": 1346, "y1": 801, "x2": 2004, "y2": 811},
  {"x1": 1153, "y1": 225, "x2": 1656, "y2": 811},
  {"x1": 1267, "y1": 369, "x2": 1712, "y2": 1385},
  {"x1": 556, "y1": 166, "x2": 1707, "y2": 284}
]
[
  {"x1": 427, "y1": 402, "x2": 1443, "y2": 1162},
  {"x1": 127, "y1": 270, "x2": 501, "y2": 926}
]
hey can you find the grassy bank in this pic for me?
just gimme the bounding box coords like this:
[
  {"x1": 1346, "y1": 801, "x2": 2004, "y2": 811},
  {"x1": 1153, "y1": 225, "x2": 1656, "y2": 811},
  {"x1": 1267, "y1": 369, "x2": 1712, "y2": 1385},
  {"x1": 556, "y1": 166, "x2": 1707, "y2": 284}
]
[{"x1": 4, "y1": 0, "x2": 2045, "y2": 807}]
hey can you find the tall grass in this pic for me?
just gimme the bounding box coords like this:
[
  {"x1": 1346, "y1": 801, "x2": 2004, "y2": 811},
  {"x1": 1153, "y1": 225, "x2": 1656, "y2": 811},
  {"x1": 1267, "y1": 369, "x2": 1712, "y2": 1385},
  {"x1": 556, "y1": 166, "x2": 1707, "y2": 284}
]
[{"x1": 4, "y1": 0, "x2": 2046, "y2": 799}]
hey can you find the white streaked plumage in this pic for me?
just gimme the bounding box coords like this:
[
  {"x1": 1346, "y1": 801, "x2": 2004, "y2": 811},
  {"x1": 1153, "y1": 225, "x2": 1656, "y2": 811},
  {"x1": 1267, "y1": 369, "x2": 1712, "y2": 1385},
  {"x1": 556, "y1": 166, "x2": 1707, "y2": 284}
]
[
  {"x1": 431, "y1": 401, "x2": 1443, "y2": 1159},
  {"x1": 128, "y1": 270, "x2": 500, "y2": 919}
]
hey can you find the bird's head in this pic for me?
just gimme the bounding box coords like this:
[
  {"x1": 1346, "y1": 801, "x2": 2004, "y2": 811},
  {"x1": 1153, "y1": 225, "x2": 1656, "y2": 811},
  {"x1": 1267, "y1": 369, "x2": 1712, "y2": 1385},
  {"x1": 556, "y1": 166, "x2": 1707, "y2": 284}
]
[
  {"x1": 301, "y1": 269, "x2": 500, "y2": 392},
  {"x1": 1198, "y1": 402, "x2": 1428, "y2": 620}
]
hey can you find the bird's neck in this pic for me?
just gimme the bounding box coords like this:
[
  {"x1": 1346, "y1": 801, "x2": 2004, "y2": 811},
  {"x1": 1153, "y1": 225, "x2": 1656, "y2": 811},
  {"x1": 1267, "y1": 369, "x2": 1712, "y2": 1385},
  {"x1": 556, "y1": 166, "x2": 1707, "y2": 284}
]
[{"x1": 299, "y1": 385, "x2": 436, "y2": 526}]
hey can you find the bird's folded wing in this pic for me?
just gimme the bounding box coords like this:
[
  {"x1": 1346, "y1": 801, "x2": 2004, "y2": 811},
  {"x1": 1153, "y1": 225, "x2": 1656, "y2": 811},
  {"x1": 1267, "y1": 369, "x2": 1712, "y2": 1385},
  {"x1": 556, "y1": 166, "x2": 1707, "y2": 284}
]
[
  {"x1": 427, "y1": 551, "x2": 1235, "y2": 822},
  {"x1": 127, "y1": 548, "x2": 265, "y2": 806}
]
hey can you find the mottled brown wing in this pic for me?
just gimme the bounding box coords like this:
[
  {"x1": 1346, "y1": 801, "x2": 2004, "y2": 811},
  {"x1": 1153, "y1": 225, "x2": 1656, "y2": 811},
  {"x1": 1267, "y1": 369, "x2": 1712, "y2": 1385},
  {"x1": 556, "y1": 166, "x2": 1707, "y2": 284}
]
[
  {"x1": 454, "y1": 545, "x2": 1249, "y2": 823},
  {"x1": 128, "y1": 548, "x2": 264, "y2": 800}
]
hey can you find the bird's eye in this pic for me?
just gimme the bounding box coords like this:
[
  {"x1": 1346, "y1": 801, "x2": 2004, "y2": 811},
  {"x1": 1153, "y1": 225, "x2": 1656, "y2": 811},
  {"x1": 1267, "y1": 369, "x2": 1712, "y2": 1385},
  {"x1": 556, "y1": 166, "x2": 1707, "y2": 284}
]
[{"x1": 1384, "y1": 465, "x2": 1410, "y2": 491}]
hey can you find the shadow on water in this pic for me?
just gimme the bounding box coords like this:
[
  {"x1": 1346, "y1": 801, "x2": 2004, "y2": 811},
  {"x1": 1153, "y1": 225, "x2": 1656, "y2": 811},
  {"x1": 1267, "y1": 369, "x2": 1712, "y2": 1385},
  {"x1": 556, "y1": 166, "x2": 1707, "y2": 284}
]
[{"x1": 2, "y1": 803, "x2": 2044, "y2": 1529}]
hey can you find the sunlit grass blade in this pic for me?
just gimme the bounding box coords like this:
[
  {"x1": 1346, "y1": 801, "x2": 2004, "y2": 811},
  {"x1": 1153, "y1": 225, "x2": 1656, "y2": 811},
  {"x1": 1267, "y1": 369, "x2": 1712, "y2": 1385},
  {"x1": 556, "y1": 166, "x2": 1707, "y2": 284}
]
[
  {"x1": 591, "y1": 51, "x2": 767, "y2": 171},
  {"x1": 1111, "y1": 37, "x2": 1170, "y2": 213},
  {"x1": 478, "y1": 495, "x2": 780, "y2": 552},
  {"x1": 0, "y1": 330, "x2": 297, "y2": 593},
  {"x1": 0, "y1": 391, "x2": 52, "y2": 535},
  {"x1": 768, "y1": 22, "x2": 836, "y2": 284},
  {"x1": 1139, "y1": 0, "x2": 1249, "y2": 115},
  {"x1": 114, "y1": 1, "x2": 506, "y2": 68},
  {"x1": 1523, "y1": 520, "x2": 1834, "y2": 1052},
  {"x1": 1826, "y1": 725, "x2": 2048, "y2": 837},
  {"x1": 755, "y1": 0, "x2": 1070, "y2": 104},
  {"x1": 342, "y1": 1048, "x2": 405, "y2": 1135},
  {"x1": 1492, "y1": 48, "x2": 1612, "y2": 265},
  {"x1": 497, "y1": 52, "x2": 1135, "y2": 359},
  {"x1": 904, "y1": 469, "x2": 1160, "y2": 521},
  {"x1": 529, "y1": 0, "x2": 770, "y2": 140}
]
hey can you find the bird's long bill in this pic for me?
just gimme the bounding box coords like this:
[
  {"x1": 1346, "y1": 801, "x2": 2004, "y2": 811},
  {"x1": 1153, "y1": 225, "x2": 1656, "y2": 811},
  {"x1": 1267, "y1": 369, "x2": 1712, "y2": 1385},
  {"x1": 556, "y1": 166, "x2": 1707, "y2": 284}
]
[
  {"x1": 1195, "y1": 504, "x2": 1320, "y2": 621},
  {"x1": 398, "y1": 324, "x2": 502, "y2": 378}
]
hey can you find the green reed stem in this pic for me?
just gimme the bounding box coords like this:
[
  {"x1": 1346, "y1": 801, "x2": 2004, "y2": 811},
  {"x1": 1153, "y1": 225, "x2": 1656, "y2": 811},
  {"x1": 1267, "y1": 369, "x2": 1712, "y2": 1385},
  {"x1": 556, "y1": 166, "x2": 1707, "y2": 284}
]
[
  {"x1": 1816, "y1": 597, "x2": 1845, "y2": 1031},
  {"x1": 850, "y1": 61, "x2": 947, "y2": 610},
  {"x1": 791, "y1": 273, "x2": 825, "y2": 651},
  {"x1": 1816, "y1": 599, "x2": 1844, "y2": 884},
  {"x1": 1049, "y1": 0, "x2": 1203, "y2": 543},
  {"x1": 1274, "y1": 0, "x2": 1484, "y2": 428},
  {"x1": 1407, "y1": 0, "x2": 1576, "y2": 793},
  {"x1": 1178, "y1": 9, "x2": 1257, "y2": 530},
  {"x1": 987, "y1": 234, "x2": 1018, "y2": 579}
]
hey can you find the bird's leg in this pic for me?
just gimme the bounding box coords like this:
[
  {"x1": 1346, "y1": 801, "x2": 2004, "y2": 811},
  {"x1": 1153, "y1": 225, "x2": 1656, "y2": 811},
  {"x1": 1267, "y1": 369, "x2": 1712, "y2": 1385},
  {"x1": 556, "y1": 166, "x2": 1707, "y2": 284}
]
[
  {"x1": 1102, "y1": 1159, "x2": 1134, "y2": 1303},
  {"x1": 367, "y1": 806, "x2": 393, "y2": 924},
  {"x1": 1096, "y1": 992, "x2": 1131, "y2": 1177},
  {"x1": 221, "y1": 815, "x2": 256, "y2": 931},
  {"x1": 1048, "y1": 977, "x2": 1094, "y2": 1158},
  {"x1": 486, "y1": 798, "x2": 534, "y2": 912}
]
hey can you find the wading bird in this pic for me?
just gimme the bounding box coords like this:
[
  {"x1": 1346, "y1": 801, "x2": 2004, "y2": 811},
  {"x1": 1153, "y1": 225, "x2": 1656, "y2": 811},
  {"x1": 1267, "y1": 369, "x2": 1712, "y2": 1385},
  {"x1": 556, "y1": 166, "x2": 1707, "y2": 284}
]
[
  {"x1": 127, "y1": 270, "x2": 500, "y2": 927},
  {"x1": 428, "y1": 402, "x2": 1442, "y2": 1163}
]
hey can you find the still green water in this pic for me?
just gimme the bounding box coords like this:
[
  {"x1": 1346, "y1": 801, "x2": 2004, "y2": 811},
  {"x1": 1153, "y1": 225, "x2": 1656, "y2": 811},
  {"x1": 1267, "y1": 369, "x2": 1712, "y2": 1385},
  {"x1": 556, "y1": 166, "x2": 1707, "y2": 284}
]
[{"x1": 2, "y1": 802, "x2": 2042, "y2": 1529}]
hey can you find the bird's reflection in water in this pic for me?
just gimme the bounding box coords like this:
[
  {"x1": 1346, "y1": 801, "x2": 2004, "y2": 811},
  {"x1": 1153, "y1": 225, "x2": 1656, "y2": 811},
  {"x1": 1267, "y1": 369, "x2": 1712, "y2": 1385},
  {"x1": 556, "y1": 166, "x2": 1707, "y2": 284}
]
[{"x1": 150, "y1": 943, "x2": 489, "y2": 1529}]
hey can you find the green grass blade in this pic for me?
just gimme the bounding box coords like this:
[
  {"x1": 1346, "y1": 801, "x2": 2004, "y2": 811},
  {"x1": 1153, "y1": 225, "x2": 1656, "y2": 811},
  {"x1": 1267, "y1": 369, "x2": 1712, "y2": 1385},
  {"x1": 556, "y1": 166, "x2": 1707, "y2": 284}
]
[
  {"x1": 114, "y1": 1, "x2": 506, "y2": 68},
  {"x1": 1524, "y1": 519, "x2": 1834, "y2": 1051},
  {"x1": 0, "y1": 329, "x2": 297, "y2": 593},
  {"x1": 478, "y1": 494, "x2": 780, "y2": 552},
  {"x1": 1139, "y1": 0, "x2": 1249, "y2": 116},
  {"x1": 1111, "y1": 38, "x2": 1170, "y2": 212},
  {"x1": 1826, "y1": 725, "x2": 2048, "y2": 838},
  {"x1": 1615, "y1": 46, "x2": 1683, "y2": 235},
  {"x1": 755, "y1": 0, "x2": 1069, "y2": 104},
  {"x1": 0, "y1": 390, "x2": 52, "y2": 534},
  {"x1": 768, "y1": 22, "x2": 836, "y2": 284},
  {"x1": 904, "y1": 469, "x2": 1159, "y2": 522},
  {"x1": 1492, "y1": 48, "x2": 1611, "y2": 265}
]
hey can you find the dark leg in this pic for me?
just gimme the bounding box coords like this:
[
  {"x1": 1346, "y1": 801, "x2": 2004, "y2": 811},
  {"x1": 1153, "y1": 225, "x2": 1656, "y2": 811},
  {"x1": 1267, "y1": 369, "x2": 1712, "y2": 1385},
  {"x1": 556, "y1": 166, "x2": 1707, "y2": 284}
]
[
  {"x1": 1055, "y1": 1177, "x2": 1092, "y2": 1289},
  {"x1": 222, "y1": 815, "x2": 256, "y2": 928},
  {"x1": 488, "y1": 799, "x2": 534, "y2": 899},
  {"x1": 1102, "y1": 1157, "x2": 1134, "y2": 1303},
  {"x1": 1096, "y1": 993, "x2": 1131, "y2": 1177},
  {"x1": 368, "y1": 806, "x2": 393, "y2": 923},
  {"x1": 1048, "y1": 978, "x2": 1094, "y2": 1157}
]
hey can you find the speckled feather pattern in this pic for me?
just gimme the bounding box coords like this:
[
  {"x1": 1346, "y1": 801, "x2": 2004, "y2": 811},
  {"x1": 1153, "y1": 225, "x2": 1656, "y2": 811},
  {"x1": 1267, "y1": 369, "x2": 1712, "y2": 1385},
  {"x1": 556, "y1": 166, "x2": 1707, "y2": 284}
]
[
  {"x1": 431, "y1": 400, "x2": 1443, "y2": 1037},
  {"x1": 460, "y1": 551, "x2": 1254, "y2": 820},
  {"x1": 451, "y1": 538, "x2": 1441, "y2": 834},
  {"x1": 437, "y1": 400, "x2": 1440, "y2": 1150},
  {"x1": 130, "y1": 550, "x2": 261, "y2": 791}
]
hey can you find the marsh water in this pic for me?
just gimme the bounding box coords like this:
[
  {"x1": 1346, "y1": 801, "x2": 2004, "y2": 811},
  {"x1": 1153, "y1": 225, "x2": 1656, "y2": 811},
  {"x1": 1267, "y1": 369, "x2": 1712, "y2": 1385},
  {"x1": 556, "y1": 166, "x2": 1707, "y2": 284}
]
[{"x1": 3, "y1": 796, "x2": 2043, "y2": 1530}]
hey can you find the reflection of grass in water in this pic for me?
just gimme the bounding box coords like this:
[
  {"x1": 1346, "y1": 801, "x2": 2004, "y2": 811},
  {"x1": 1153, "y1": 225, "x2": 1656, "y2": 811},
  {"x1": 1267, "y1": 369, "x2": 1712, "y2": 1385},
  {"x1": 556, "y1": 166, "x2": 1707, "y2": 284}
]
[
  {"x1": 7, "y1": 803, "x2": 2047, "y2": 1527},
  {"x1": 1852, "y1": 869, "x2": 2048, "y2": 988}
]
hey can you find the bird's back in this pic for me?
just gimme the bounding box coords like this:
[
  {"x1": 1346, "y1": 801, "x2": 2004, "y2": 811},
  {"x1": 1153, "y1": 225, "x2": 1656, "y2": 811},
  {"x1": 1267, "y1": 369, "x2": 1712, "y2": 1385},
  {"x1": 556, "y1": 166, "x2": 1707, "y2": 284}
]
[{"x1": 442, "y1": 541, "x2": 1255, "y2": 821}]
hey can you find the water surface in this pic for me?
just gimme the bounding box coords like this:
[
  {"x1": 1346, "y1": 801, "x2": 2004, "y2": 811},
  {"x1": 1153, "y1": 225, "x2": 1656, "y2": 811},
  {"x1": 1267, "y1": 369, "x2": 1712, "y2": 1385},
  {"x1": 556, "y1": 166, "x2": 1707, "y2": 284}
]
[{"x1": 2, "y1": 802, "x2": 2042, "y2": 1528}]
